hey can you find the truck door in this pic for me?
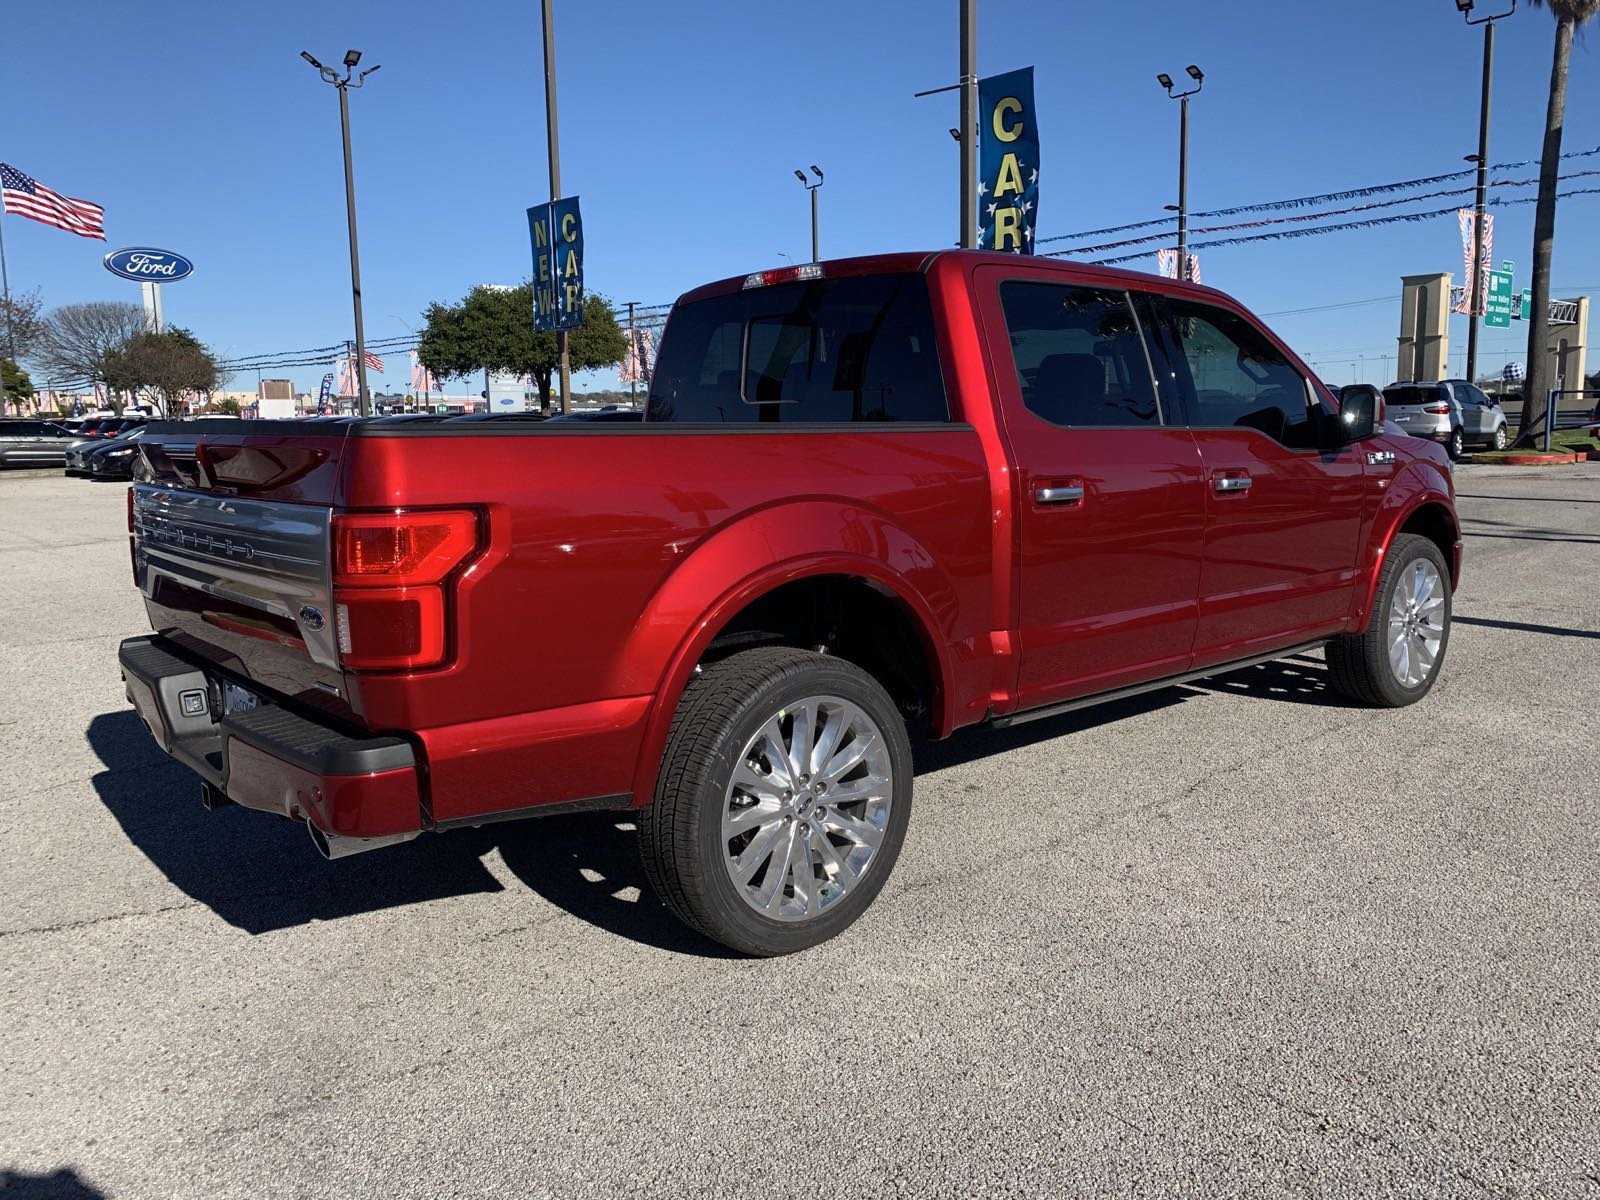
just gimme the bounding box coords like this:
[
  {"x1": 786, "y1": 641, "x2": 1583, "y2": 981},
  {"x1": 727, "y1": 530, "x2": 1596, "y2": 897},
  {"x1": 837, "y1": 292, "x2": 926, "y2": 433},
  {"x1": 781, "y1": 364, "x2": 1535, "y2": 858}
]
[
  {"x1": 1144, "y1": 294, "x2": 1365, "y2": 668},
  {"x1": 974, "y1": 266, "x2": 1205, "y2": 713}
]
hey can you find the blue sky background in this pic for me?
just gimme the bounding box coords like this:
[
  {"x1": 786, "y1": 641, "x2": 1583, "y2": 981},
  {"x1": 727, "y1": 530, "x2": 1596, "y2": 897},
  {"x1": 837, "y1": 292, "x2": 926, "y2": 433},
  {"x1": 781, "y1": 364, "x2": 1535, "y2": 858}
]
[{"x1": 3, "y1": 0, "x2": 1597, "y2": 394}]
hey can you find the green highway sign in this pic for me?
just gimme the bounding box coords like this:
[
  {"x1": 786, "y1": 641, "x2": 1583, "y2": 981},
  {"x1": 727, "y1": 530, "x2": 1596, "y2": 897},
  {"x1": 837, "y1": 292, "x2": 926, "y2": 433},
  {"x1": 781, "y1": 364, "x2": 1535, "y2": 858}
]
[{"x1": 1484, "y1": 269, "x2": 1513, "y2": 327}]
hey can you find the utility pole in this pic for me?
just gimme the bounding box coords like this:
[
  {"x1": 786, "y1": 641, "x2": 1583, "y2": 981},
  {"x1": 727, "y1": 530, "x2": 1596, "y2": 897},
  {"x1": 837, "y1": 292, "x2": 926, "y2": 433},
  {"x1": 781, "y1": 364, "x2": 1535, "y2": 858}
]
[
  {"x1": 540, "y1": 0, "x2": 572, "y2": 414},
  {"x1": 301, "y1": 49, "x2": 381, "y2": 417},
  {"x1": 959, "y1": 0, "x2": 976, "y2": 249},
  {"x1": 1459, "y1": 0, "x2": 1515, "y2": 385}
]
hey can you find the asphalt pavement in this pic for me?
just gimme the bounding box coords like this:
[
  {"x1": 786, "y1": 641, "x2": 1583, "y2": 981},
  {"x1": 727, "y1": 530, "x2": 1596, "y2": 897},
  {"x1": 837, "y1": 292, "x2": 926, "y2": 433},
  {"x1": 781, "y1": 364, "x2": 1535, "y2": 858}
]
[{"x1": 2, "y1": 464, "x2": 1596, "y2": 1199}]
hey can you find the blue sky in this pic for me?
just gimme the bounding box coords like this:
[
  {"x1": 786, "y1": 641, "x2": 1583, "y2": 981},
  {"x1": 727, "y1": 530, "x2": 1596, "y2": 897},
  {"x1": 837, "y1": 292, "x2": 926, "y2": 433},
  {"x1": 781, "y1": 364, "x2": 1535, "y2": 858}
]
[{"x1": 3, "y1": 0, "x2": 1596, "y2": 393}]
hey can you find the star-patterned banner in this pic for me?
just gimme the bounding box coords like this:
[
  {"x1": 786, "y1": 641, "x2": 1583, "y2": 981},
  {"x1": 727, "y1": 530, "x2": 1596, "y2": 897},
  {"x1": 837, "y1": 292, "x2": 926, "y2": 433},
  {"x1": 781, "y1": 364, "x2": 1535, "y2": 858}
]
[
  {"x1": 528, "y1": 196, "x2": 585, "y2": 332},
  {"x1": 977, "y1": 67, "x2": 1039, "y2": 254}
]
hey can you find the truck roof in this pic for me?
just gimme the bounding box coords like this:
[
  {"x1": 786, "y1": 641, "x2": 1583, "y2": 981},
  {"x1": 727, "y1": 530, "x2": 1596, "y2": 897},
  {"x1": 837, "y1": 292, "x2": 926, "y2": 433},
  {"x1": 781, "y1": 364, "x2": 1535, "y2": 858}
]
[{"x1": 676, "y1": 249, "x2": 1238, "y2": 307}]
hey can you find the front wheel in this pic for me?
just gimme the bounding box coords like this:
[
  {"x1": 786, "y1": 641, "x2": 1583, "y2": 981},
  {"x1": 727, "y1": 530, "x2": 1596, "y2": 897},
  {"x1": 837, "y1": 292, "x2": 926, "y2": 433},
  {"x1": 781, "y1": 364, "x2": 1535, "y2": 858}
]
[
  {"x1": 1326, "y1": 533, "x2": 1452, "y2": 707},
  {"x1": 1447, "y1": 427, "x2": 1465, "y2": 460},
  {"x1": 638, "y1": 647, "x2": 913, "y2": 956}
]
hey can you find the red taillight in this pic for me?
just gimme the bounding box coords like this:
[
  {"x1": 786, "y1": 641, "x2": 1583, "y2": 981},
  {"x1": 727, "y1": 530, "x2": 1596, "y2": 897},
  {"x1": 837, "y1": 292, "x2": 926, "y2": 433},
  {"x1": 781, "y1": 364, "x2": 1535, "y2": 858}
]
[
  {"x1": 1423, "y1": 403, "x2": 1451, "y2": 415},
  {"x1": 126, "y1": 486, "x2": 135, "y2": 533},
  {"x1": 333, "y1": 510, "x2": 478, "y2": 586},
  {"x1": 331, "y1": 509, "x2": 480, "y2": 671}
]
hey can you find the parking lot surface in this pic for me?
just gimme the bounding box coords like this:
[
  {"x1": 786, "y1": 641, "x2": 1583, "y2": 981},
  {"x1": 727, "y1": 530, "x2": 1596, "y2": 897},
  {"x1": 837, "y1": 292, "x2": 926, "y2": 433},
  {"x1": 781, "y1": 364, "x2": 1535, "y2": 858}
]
[{"x1": 2, "y1": 466, "x2": 1597, "y2": 1198}]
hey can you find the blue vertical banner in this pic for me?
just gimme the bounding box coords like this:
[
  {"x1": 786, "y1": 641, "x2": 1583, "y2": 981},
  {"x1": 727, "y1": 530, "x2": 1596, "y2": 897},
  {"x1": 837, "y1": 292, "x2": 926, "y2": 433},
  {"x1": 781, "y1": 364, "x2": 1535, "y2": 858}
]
[
  {"x1": 528, "y1": 201, "x2": 558, "y2": 332},
  {"x1": 978, "y1": 67, "x2": 1039, "y2": 254},
  {"x1": 551, "y1": 195, "x2": 584, "y2": 330},
  {"x1": 528, "y1": 196, "x2": 585, "y2": 332}
]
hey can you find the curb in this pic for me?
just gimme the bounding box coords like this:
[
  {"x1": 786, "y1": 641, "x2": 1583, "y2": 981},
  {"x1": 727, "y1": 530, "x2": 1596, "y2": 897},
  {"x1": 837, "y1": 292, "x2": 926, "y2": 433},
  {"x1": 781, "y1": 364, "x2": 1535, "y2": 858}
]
[
  {"x1": 0, "y1": 468, "x2": 68, "y2": 481},
  {"x1": 1497, "y1": 452, "x2": 1579, "y2": 466}
]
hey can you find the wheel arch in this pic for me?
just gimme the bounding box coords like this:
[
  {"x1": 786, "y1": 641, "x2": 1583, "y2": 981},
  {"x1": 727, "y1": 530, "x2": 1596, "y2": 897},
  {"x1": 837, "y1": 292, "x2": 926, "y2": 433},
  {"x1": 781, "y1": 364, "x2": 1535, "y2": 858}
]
[
  {"x1": 1354, "y1": 475, "x2": 1461, "y2": 631},
  {"x1": 618, "y1": 500, "x2": 959, "y2": 806}
]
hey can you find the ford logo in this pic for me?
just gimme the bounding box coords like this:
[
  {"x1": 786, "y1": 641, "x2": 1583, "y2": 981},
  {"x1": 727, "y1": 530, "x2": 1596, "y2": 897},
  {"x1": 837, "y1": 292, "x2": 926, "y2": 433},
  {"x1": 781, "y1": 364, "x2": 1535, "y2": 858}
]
[
  {"x1": 299, "y1": 606, "x2": 326, "y2": 632},
  {"x1": 103, "y1": 247, "x2": 194, "y2": 283}
]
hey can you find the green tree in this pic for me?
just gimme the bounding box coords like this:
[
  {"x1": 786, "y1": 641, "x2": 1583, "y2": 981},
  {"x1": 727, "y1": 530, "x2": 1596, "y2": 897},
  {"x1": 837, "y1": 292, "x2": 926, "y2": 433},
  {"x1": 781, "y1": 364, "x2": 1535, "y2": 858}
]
[
  {"x1": 215, "y1": 397, "x2": 242, "y2": 416},
  {"x1": 417, "y1": 286, "x2": 627, "y2": 412},
  {"x1": 1517, "y1": 0, "x2": 1600, "y2": 446},
  {"x1": 2, "y1": 358, "x2": 35, "y2": 411},
  {"x1": 102, "y1": 327, "x2": 221, "y2": 417}
]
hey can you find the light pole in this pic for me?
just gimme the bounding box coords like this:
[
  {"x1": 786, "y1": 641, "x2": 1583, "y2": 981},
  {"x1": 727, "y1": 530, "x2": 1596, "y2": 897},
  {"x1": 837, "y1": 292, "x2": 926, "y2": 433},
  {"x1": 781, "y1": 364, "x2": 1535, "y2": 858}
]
[
  {"x1": 1158, "y1": 65, "x2": 1203, "y2": 282},
  {"x1": 794, "y1": 166, "x2": 823, "y2": 261},
  {"x1": 301, "y1": 48, "x2": 381, "y2": 417},
  {"x1": 1457, "y1": 0, "x2": 1515, "y2": 386}
]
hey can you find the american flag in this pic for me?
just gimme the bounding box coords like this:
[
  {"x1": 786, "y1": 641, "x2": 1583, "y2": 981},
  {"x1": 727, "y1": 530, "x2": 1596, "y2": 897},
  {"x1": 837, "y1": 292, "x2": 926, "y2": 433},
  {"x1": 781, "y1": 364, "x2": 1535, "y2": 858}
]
[
  {"x1": 363, "y1": 350, "x2": 384, "y2": 374},
  {"x1": 0, "y1": 163, "x2": 105, "y2": 240}
]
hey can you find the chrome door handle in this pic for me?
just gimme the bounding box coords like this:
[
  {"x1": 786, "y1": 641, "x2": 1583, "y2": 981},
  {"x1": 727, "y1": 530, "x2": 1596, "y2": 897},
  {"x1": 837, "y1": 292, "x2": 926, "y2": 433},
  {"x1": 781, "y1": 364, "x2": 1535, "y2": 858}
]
[
  {"x1": 1035, "y1": 484, "x2": 1085, "y2": 505},
  {"x1": 1214, "y1": 474, "x2": 1252, "y2": 493}
]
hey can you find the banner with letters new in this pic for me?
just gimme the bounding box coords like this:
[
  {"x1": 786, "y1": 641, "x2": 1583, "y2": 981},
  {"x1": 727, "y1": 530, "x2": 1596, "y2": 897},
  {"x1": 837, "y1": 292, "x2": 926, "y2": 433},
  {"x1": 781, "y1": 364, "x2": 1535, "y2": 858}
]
[
  {"x1": 978, "y1": 67, "x2": 1039, "y2": 254},
  {"x1": 528, "y1": 196, "x2": 585, "y2": 332}
]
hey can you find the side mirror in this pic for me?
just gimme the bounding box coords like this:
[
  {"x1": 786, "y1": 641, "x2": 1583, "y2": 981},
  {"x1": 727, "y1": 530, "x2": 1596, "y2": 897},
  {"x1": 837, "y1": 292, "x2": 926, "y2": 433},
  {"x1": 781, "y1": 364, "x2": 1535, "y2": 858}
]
[{"x1": 1339, "y1": 387, "x2": 1380, "y2": 443}]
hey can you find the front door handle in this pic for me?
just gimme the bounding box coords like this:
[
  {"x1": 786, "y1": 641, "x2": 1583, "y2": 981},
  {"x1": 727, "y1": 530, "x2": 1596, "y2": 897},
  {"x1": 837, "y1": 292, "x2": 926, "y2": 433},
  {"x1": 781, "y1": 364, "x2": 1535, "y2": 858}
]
[
  {"x1": 1213, "y1": 472, "x2": 1252, "y2": 494},
  {"x1": 1035, "y1": 484, "x2": 1085, "y2": 505}
]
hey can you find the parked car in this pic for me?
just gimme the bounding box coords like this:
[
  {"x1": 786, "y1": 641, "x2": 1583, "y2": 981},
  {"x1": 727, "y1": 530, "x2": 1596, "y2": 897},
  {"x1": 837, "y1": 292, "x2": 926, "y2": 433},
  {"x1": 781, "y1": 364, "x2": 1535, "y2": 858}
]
[
  {"x1": 0, "y1": 419, "x2": 83, "y2": 468},
  {"x1": 119, "y1": 251, "x2": 1461, "y2": 956},
  {"x1": 1382, "y1": 380, "x2": 1508, "y2": 458},
  {"x1": 76, "y1": 426, "x2": 147, "y2": 480}
]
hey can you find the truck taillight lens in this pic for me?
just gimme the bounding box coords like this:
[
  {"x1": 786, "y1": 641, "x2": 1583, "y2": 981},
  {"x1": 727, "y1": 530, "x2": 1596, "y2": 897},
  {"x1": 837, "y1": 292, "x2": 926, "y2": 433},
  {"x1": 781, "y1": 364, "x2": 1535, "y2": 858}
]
[
  {"x1": 333, "y1": 510, "x2": 478, "y2": 586},
  {"x1": 126, "y1": 486, "x2": 135, "y2": 533},
  {"x1": 331, "y1": 509, "x2": 480, "y2": 671}
]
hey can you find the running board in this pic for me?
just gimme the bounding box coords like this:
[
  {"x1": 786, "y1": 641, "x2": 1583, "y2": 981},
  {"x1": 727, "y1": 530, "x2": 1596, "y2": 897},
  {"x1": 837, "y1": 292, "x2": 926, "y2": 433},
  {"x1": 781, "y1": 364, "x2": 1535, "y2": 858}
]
[{"x1": 989, "y1": 640, "x2": 1329, "y2": 730}]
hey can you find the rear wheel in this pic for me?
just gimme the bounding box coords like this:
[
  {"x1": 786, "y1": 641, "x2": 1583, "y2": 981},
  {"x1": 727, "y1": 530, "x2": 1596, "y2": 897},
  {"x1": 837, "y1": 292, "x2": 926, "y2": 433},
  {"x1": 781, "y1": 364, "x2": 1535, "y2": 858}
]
[
  {"x1": 1447, "y1": 427, "x2": 1465, "y2": 460},
  {"x1": 1326, "y1": 533, "x2": 1451, "y2": 707},
  {"x1": 638, "y1": 647, "x2": 913, "y2": 956},
  {"x1": 1492, "y1": 424, "x2": 1508, "y2": 452}
]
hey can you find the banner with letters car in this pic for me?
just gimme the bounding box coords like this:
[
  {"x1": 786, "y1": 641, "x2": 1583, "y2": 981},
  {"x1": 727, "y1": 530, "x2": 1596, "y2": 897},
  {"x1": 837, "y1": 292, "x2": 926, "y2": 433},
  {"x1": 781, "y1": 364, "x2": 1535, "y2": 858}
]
[
  {"x1": 528, "y1": 196, "x2": 584, "y2": 332},
  {"x1": 978, "y1": 67, "x2": 1039, "y2": 254}
]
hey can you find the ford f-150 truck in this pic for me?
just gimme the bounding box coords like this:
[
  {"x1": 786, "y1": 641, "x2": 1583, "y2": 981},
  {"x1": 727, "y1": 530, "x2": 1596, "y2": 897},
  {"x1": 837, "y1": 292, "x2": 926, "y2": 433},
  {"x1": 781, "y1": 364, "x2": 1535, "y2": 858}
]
[{"x1": 119, "y1": 251, "x2": 1460, "y2": 956}]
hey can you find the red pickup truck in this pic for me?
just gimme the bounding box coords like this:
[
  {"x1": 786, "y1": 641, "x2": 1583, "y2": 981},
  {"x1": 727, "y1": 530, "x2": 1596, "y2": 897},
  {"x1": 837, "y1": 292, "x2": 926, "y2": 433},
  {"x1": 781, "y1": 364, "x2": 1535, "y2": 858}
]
[{"x1": 119, "y1": 251, "x2": 1460, "y2": 955}]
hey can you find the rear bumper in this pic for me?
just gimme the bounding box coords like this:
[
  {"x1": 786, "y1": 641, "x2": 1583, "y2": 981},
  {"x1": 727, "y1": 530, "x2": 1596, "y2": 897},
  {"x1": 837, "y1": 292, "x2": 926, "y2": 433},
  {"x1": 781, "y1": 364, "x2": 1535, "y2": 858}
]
[{"x1": 118, "y1": 634, "x2": 422, "y2": 838}]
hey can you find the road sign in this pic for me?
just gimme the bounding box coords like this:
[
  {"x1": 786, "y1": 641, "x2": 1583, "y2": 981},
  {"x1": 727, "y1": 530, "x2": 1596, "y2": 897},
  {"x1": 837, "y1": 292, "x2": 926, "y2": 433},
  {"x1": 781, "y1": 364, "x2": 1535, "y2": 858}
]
[{"x1": 1484, "y1": 269, "x2": 1513, "y2": 327}]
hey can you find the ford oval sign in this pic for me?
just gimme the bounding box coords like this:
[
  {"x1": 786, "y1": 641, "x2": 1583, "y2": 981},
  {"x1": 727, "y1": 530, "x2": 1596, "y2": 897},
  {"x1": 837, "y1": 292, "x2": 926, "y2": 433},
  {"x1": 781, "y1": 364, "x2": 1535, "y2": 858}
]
[{"x1": 103, "y1": 247, "x2": 194, "y2": 283}]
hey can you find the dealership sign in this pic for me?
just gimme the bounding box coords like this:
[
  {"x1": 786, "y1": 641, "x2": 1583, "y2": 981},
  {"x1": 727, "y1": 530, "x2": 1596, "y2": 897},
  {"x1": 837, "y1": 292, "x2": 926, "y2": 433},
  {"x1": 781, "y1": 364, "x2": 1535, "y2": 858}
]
[{"x1": 103, "y1": 247, "x2": 194, "y2": 282}]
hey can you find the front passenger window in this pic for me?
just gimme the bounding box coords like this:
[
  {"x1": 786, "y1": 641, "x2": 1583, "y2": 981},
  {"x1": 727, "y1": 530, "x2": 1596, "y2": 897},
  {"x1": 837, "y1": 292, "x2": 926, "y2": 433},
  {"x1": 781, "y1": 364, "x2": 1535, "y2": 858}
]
[{"x1": 1161, "y1": 299, "x2": 1318, "y2": 449}]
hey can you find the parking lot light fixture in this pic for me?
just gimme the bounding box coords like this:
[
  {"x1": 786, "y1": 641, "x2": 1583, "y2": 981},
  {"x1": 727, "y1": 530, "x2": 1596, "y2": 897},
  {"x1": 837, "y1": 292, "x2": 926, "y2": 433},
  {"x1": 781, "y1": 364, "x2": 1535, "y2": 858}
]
[
  {"x1": 1158, "y1": 65, "x2": 1204, "y2": 281},
  {"x1": 301, "y1": 48, "x2": 382, "y2": 416}
]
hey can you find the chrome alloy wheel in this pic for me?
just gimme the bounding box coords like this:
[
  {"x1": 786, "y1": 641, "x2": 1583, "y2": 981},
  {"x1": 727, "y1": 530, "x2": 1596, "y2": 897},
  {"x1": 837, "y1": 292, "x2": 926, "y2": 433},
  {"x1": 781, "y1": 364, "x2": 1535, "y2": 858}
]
[
  {"x1": 1387, "y1": 559, "x2": 1446, "y2": 688},
  {"x1": 721, "y1": 695, "x2": 894, "y2": 922}
]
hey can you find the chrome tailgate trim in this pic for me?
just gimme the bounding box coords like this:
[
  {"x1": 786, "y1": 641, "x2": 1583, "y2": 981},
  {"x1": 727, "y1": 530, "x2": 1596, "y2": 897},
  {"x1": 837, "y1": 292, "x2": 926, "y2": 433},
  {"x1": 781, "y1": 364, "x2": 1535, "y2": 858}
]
[{"x1": 132, "y1": 484, "x2": 339, "y2": 668}]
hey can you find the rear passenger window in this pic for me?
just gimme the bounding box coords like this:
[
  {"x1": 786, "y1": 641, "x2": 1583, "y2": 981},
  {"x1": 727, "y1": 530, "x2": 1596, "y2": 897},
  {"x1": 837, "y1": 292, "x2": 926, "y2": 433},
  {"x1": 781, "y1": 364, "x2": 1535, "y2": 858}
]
[
  {"x1": 998, "y1": 283, "x2": 1160, "y2": 427},
  {"x1": 648, "y1": 273, "x2": 948, "y2": 423},
  {"x1": 1159, "y1": 298, "x2": 1318, "y2": 448}
]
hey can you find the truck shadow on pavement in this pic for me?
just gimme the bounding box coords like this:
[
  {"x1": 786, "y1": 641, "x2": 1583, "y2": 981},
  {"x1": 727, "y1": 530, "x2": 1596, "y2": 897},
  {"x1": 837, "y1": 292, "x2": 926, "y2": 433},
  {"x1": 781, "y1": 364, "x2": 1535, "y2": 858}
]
[
  {"x1": 86, "y1": 660, "x2": 1348, "y2": 955},
  {"x1": 0, "y1": 1167, "x2": 106, "y2": 1199},
  {"x1": 85, "y1": 710, "x2": 728, "y2": 956}
]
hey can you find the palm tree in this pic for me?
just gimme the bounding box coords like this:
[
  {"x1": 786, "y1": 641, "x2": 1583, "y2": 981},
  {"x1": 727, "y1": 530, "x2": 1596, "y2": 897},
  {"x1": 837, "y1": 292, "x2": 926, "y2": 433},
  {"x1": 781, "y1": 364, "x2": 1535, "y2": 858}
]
[{"x1": 1517, "y1": 0, "x2": 1600, "y2": 446}]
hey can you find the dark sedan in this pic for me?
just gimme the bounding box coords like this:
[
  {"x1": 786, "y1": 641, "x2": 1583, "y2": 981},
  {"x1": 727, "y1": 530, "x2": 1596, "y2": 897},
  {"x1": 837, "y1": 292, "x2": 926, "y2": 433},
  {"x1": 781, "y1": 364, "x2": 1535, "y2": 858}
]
[{"x1": 74, "y1": 426, "x2": 147, "y2": 480}]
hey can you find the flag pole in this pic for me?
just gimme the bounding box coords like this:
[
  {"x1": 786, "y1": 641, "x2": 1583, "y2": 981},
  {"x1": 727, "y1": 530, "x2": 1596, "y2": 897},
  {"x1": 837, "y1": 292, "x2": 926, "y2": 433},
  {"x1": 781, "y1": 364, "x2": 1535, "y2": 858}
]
[{"x1": 0, "y1": 207, "x2": 16, "y2": 365}]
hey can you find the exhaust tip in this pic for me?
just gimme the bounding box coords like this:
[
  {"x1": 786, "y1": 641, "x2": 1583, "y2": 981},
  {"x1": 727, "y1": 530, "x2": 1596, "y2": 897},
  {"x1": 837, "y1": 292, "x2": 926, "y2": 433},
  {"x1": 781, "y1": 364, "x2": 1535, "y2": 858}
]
[{"x1": 306, "y1": 820, "x2": 419, "y2": 860}]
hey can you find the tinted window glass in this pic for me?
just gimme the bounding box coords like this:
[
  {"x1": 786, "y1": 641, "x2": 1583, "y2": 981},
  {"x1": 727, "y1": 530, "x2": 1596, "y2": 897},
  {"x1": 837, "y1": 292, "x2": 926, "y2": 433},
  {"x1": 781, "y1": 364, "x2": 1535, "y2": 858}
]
[
  {"x1": 648, "y1": 273, "x2": 948, "y2": 423},
  {"x1": 1383, "y1": 385, "x2": 1443, "y2": 409},
  {"x1": 1161, "y1": 299, "x2": 1316, "y2": 447},
  {"x1": 998, "y1": 283, "x2": 1160, "y2": 427}
]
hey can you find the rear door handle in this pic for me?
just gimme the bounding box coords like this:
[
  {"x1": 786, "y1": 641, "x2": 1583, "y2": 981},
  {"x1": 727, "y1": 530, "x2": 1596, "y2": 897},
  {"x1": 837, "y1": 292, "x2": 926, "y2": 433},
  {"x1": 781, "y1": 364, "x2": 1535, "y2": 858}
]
[
  {"x1": 1213, "y1": 472, "x2": 1252, "y2": 494},
  {"x1": 1035, "y1": 484, "x2": 1085, "y2": 505}
]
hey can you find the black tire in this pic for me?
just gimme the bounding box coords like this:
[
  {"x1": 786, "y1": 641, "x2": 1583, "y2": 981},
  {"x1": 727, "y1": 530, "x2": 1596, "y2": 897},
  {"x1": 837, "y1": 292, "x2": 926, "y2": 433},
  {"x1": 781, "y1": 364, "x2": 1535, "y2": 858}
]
[
  {"x1": 1325, "y1": 533, "x2": 1452, "y2": 708},
  {"x1": 1447, "y1": 427, "x2": 1465, "y2": 460},
  {"x1": 1492, "y1": 425, "x2": 1508, "y2": 451},
  {"x1": 638, "y1": 647, "x2": 913, "y2": 956}
]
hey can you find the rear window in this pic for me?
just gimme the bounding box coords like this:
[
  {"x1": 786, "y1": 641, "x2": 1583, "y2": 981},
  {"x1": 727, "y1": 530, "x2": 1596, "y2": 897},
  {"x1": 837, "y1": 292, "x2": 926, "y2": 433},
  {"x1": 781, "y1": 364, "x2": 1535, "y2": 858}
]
[
  {"x1": 1383, "y1": 386, "x2": 1444, "y2": 408},
  {"x1": 647, "y1": 273, "x2": 949, "y2": 424}
]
